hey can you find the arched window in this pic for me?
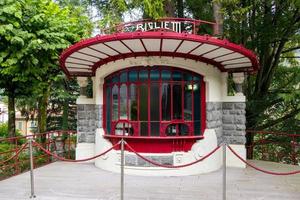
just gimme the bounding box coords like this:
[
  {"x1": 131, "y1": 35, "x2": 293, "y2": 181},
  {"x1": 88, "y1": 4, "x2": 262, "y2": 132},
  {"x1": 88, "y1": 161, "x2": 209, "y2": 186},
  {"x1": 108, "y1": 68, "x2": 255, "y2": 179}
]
[{"x1": 104, "y1": 66, "x2": 205, "y2": 137}]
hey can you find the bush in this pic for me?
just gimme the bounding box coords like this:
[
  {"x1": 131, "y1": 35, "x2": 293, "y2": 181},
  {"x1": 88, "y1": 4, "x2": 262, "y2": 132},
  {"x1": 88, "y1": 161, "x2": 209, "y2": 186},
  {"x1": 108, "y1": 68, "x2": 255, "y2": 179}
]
[
  {"x1": 0, "y1": 123, "x2": 25, "y2": 144},
  {"x1": 0, "y1": 123, "x2": 8, "y2": 138}
]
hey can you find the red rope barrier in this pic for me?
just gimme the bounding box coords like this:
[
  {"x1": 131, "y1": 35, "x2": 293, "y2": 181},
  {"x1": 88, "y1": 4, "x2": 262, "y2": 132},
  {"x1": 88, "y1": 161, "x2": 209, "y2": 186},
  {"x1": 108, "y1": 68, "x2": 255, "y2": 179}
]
[
  {"x1": 0, "y1": 143, "x2": 28, "y2": 165},
  {"x1": 33, "y1": 141, "x2": 120, "y2": 162},
  {"x1": 227, "y1": 145, "x2": 300, "y2": 175},
  {"x1": 125, "y1": 142, "x2": 221, "y2": 168}
]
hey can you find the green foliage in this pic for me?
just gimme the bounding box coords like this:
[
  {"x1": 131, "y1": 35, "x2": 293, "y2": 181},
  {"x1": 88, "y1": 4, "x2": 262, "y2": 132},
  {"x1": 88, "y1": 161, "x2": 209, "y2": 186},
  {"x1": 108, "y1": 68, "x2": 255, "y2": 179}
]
[
  {"x1": 0, "y1": 123, "x2": 23, "y2": 139},
  {"x1": 89, "y1": 0, "x2": 166, "y2": 30},
  {"x1": 0, "y1": 0, "x2": 92, "y2": 136}
]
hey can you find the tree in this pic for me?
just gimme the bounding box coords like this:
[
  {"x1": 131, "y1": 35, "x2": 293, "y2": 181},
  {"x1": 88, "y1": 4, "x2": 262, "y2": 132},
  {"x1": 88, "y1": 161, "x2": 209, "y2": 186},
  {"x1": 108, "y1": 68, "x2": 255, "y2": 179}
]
[{"x1": 0, "y1": 0, "x2": 92, "y2": 137}]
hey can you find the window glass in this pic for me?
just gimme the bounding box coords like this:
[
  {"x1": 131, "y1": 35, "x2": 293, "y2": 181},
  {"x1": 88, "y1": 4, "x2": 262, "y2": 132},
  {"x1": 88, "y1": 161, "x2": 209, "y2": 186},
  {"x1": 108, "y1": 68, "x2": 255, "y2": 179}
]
[
  {"x1": 120, "y1": 71, "x2": 127, "y2": 82},
  {"x1": 183, "y1": 73, "x2": 193, "y2": 81},
  {"x1": 161, "y1": 83, "x2": 171, "y2": 120},
  {"x1": 161, "y1": 70, "x2": 171, "y2": 80},
  {"x1": 112, "y1": 75, "x2": 119, "y2": 83},
  {"x1": 120, "y1": 84, "x2": 127, "y2": 119},
  {"x1": 129, "y1": 70, "x2": 138, "y2": 81},
  {"x1": 150, "y1": 83, "x2": 160, "y2": 136},
  {"x1": 166, "y1": 124, "x2": 177, "y2": 136},
  {"x1": 194, "y1": 75, "x2": 201, "y2": 81},
  {"x1": 184, "y1": 84, "x2": 192, "y2": 120},
  {"x1": 172, "y1": 71, "x2": 182, "y2": 81},
  {"x1": 139, "y1": 70, "x2": 148, "y2": 81},
  {"x1": 112, "y1": 85, "x2": 118, "y2": 120},
  {"x1": 193, "y1": 83, "x2": 201, "y2": 135},
  {"x1": 139, "y1": 84, "x2": 148, "y2": 136},
  {"x1": 115, "y1": 122, "x2": 134, "y2": 136},
  {"x1": 106, "y1": 86, "x2": 111, "y2": 134},
  {"x1": 150, "y1": 69, "x2": 160, "y2": 81},
  {"x1": 179, "y1": 124, "x2": 189, "y2": 136},
  {"x1": 172, "y1": 84, "x2": 182, "y2": 119},
  {"x1": 104, "y1": 67, "x2": 203, "y2": 137},
  {"x1": 129, "y1": 84, "x2": 137, "y2": 120}
]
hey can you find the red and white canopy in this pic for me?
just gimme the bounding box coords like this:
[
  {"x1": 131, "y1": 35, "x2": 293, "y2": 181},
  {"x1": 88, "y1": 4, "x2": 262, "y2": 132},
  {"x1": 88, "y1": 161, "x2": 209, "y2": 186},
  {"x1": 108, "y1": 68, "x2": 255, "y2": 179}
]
[{"x1": 60, "y1": 31, "x2": 259, "y2": 77}]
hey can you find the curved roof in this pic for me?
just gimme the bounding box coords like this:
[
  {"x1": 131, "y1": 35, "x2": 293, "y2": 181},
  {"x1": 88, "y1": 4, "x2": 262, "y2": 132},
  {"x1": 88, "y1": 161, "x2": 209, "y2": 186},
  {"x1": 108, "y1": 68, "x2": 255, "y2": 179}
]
[{"x1": 60, "y1": 31, "x2": 259, "y2": 77}]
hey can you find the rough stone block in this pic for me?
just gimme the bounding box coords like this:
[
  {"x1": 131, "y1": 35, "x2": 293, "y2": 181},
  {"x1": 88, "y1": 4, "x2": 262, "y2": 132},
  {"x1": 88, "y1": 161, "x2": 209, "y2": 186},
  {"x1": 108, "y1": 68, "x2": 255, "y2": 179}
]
[
  {"x1": 206, "y1": 102, "x2": 214, "y2": 111},
  {"x1": 223, "y1": 115, "x2": 234, "y2": 124},
  {"x1": 235, "y1": 116, "x2": 246, "y2": 124},
  {"x1": 236, "y1": 124, "x2": 246, "y2": 131},
  {"x1": 223, "y1": 124, "x2": 235, "y2": 131},
  {"x1": 206, "y1": 113, "x2": 214, "y2": 121},
  {"x1": 234, "y1": 103, "x2": 246, "y2": 110},
  {"x1": 222, "y1": 103, "x2": 234, "y2": 110},
  {"x1": 222, "y1": 110, "x2": 229, "y2": 115},
  {"x1": 213, "y1": 111, "x2": 222, "y2": 119},
  {"x1": 77, "y1": 105, "x2": 84, "y2": 111}
]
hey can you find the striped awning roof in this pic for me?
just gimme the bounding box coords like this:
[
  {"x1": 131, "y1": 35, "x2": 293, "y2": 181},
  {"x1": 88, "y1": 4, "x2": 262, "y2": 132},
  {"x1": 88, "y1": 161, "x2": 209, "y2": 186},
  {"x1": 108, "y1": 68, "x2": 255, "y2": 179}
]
[{"x1": 60, "y1": 31, "x2": 259, "y2": 77}]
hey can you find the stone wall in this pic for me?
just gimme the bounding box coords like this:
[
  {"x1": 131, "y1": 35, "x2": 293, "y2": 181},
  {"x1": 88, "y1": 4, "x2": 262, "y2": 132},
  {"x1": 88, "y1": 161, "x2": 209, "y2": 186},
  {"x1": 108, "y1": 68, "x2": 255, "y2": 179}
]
[
  {"x1": 206, "y1": 102, "x2": 246, "y2": 144},
  {"x1": 222, "y1": 102, "x2": 246, "y2": 144},
  {"x1": 206, "y1": 102, "x2": 223, "y2": 143},
  {"x1": 77, "y1": 104, "x2": 102, "y2": 143}
]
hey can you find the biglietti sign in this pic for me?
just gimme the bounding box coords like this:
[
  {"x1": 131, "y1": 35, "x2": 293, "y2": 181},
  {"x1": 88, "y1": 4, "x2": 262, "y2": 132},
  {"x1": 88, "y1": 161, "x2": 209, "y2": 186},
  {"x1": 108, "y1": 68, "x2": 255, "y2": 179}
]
[
  {"x1": 116, "y1": 18, "x2": 203, "y2": 34},
  {"x1": 135, "y1": 21, "x2": 192, "y2": 33}
]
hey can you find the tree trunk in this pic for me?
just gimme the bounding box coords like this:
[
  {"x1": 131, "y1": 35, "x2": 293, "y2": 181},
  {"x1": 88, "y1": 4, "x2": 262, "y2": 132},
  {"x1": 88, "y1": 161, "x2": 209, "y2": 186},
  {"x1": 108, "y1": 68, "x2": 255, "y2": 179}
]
[
  {"x1": 38, "y1": 87, "x2": 49, "y2": 142},
  {"x1": 213, "y1": 1, "x2": 223, "y2": 37},
  {"x1": 7, "y1": 91, "x2": 16, "y2": 139},
  {"x1": 62, "y1": 100, "x2": 68, "y2": 130},
  {"x1": 176, "y1": 0, "x2": 184, "y2": 18}
]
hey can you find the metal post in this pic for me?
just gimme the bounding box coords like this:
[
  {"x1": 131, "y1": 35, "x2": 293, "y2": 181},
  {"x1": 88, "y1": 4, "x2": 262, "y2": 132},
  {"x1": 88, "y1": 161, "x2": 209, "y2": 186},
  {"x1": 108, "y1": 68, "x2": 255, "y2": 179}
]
[
  {"x1": 29, "y1": 138, "x2": 36, "y2": 198},
  {"x1": 120, "y1": 139, "x2": 125, "y2": 200},
  {"x1": 222, "y1": 142, "x2": 226, "y2": 200}
]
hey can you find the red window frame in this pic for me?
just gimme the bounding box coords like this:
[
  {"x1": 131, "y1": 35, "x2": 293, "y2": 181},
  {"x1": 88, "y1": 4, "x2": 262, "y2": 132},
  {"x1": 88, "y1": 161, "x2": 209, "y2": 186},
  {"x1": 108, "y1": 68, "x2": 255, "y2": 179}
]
[{"x1": 103, "y1": 66, "x2": 206, "y2": 138}]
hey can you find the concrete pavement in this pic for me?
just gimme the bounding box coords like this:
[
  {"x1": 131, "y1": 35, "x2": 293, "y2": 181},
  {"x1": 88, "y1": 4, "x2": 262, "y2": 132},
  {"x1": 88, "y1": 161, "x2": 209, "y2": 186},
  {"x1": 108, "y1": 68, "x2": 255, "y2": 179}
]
[{"x1": 0, "y1": 161, "x2": 299, "y2": 200}]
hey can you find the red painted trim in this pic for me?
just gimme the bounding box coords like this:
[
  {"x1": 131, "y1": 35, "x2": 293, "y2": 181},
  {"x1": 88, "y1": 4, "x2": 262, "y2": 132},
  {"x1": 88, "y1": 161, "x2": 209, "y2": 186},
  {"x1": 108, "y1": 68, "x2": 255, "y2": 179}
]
[
  {"x1": 201, "y1": 79, "x2": 206, "y2": 133},
  {"x1": 60, "y1": 31, "x2": 259, "y2": 77},
  {"x1": 104, "y1": 135, "x2": 204, "y2": 140}
]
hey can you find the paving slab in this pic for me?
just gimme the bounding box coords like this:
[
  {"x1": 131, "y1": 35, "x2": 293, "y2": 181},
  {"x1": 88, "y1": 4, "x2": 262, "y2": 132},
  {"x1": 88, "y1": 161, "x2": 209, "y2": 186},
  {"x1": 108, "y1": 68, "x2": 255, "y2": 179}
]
[{"x1": 0, "y1": 160, "x2": 299, "y2": 200}]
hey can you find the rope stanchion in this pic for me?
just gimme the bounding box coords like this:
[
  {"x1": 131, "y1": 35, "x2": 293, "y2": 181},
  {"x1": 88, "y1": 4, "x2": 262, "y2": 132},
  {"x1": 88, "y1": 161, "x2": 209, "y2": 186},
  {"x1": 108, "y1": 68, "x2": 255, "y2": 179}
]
[
  {"x1": 0, "y1": 142, "x2": 28, "y2": 165},
  {"x1": 227, "y1": 145, "x2": 300, "y2": 175},
  {"x1": 125, "y1": 142, "x2": 221, "y2": 168},
  {"x1": 33, "y1": 141, "x2": 120, "y2": 162}
]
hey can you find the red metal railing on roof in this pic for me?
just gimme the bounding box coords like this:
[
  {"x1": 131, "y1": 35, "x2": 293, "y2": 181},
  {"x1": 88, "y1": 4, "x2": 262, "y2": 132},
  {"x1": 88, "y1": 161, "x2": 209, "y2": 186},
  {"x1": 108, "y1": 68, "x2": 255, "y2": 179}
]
[
  {"x1": 0, "y1": 130, "x2": 76, "y2": 180},
  {"x1": 102, "y1": 17, "x2": 218, "y2": 35}
]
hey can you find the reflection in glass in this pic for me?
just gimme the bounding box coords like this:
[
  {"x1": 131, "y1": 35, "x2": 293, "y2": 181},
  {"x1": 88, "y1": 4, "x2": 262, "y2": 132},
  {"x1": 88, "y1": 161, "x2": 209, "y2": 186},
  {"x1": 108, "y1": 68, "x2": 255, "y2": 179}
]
[
  {"x1": 106, "y1": 87, "x2": 111, "y2": 134},
  {"x1": 115, "y1": 122, "x2": 134, "y2": 136},
  {"x1": 139, "y1": 84, "x2": 148, "y2": 136},
  {"x1": 161, "y1": 83, "x2": 171, "y2": 120},
  {"x1": 193, "y1": 83, "x2": 201, "y2": 135},
  {"x1": 166, "y1": 124, "x2": 177, "y2": 136},
  {"x1": 151, "y1": 83, "x2": 160, "y2": 136},
  {"x1": 184, "y1": 84, "x2": 192, "y2": 120},
  {"x1": 161, "y1": 70, "x2": 171, "y2": 80},
  {"x1": 173, "y1": 84, "x2": 182, "y2": 119},
  {"x1": 129, "y1": 70, "x2": 138, "y2": 81},
  {"x1": 150, "y1": 70, "x2": 160, "y2": 81},
  {"x1": 179, "y1": 124, "x2": 189, "y2": 136},
  {"x1": 120, "y1": 71, "x2": 127, "y2": 82},
  {"x1": 112, "y1": 85, "x2": 118, "y2": 120},
  {"x1": 173, "y1": 71, "x2": 182, "y2": 81},
  {"x1": 139, "y1": 70, "x2": 148, "y2": 81},
  {"x1": 129, "y1": 84, "x2": 137, "y2": 120},
  {"x1": 120, "y1": 84, "x2": 127, "y2": 119}
]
